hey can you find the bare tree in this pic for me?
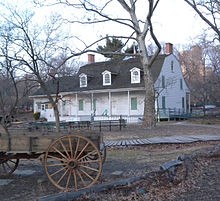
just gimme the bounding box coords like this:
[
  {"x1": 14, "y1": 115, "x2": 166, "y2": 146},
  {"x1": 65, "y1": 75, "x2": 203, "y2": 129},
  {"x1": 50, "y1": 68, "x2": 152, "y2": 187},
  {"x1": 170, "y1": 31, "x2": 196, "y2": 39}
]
[
  {"x1": 0, "y1": 36, "x2": 19, "y2": 135},
  {"x1": 180, "y1": 44, "x2": 207, "y2": 106},
  {"x1": 182, "y1": 0, "x2": 220, "y2": 110},
  {"x1": 203, "y1": 43, "x2": 220, "y2": 106},
  {"x1": 36, "y1": 0, "x2": 162, "y2": 127},
  {"x1": 179, "y1": 40, "x2": 220, "y2": 111},
  {"x1": 184, "y1": 0, "x2": 220, "y2": 42},
  {"x1": 0, "y1": 4, "x2": 75, "y2": 132},
  {"x1": 49, "y1": 52, "x2": 79, "y2": 76}
]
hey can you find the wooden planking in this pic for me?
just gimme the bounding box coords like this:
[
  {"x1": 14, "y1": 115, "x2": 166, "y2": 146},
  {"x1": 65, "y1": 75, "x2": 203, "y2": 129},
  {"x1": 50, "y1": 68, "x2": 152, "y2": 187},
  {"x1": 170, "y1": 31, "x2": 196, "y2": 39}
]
[
  {"x1": 0, "y1": 135, "x2": 55, "y2": 152},
  {"x1": 104, "y1": 134, "x2": 220, "y2": 148},
  {"x1": 0, "y1": 130, "x2": 102, "y2": 153},
  {"x1": 0, "y1": 137, "x2": 8, "y2": 151}
]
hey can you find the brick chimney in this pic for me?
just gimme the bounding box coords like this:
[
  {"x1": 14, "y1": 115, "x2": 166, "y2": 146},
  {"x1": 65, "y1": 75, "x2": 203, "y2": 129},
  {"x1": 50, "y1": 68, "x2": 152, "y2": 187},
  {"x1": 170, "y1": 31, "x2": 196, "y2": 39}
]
[
  {"x1": 88, "y1": 54, "x2": 95, "y2": 64},
  {"x1": 165, "y1": 43, "x2": 173, "y2": 55}
]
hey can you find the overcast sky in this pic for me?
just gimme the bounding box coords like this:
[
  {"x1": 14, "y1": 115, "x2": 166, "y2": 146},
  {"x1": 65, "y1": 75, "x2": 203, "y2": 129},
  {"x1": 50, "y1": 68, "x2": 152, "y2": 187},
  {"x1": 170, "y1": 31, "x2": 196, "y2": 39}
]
[
  {"x1": 0, "y1": 0, "x2": 207, "y2": 61},
  {"x1": 154, "y1": 0, "x2": 206, "y2": 46}
]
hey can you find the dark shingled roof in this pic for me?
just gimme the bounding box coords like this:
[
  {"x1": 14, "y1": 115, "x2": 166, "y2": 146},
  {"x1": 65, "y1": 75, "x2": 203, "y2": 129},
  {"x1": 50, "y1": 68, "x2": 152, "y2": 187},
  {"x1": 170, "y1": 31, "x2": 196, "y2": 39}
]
[{"x1": 33, "y1": 55, "x2": 166, "y2": 96}]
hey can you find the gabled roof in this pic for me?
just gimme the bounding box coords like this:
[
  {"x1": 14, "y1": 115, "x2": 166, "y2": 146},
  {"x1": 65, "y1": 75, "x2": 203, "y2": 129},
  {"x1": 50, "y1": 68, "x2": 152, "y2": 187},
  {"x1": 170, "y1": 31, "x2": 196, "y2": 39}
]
[{"x1": 33, "y1": 55, "x2": 167, "y2": 96}]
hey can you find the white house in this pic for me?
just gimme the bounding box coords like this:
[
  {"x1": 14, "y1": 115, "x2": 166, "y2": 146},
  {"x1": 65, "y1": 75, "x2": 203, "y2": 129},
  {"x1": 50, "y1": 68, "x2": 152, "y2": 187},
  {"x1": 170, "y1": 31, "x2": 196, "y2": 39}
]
[{"x1": 31, "y1": 43, "x2": 190, "y2": 123}]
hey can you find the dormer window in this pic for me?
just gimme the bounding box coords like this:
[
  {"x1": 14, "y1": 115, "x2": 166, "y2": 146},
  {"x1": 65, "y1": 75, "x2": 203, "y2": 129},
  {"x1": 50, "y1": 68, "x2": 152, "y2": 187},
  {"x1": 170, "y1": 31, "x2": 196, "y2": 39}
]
[
  {"x1": 79, "y1": 73, "x2": 87, "y2": 87},
  {"x1": 130, "y1": 67, "x2": 140, "y2": 83},
  {"x1": 102, "y1": 70, "x2": 111, "y2": 86}
]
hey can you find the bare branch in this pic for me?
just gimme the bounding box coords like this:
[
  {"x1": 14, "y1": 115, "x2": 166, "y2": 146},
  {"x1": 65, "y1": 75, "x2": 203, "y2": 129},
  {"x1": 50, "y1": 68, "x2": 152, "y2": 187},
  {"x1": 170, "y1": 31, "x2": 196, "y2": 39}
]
[{"x1": 184, "y1": 0, "x2": 220, "y2": 42}]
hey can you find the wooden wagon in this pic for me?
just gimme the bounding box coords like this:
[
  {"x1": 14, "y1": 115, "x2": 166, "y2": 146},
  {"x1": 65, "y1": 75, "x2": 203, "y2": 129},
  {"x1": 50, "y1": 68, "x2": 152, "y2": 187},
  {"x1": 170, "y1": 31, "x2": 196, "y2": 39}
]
[{"x1": 0, "y1": 123, "x2": 106, "y2": 191}]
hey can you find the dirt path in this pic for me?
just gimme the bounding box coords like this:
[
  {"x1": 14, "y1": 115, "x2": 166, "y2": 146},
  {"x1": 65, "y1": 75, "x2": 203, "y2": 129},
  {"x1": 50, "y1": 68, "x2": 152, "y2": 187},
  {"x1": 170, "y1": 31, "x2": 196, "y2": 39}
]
[
  {"x1": 103, "y1": 121, "x2": 220, "y2": 140},
  {"x1": 0, "y1": 121, "x2": 219, "y2": 201}
]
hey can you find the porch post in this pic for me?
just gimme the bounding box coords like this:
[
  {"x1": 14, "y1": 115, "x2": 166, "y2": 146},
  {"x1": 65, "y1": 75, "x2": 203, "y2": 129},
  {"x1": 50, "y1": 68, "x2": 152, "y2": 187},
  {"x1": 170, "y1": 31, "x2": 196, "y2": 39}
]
[
  {"x1": 60, "y1": 95, "x2": 63, "y2": 118},
  {"x1": 127, "y1": 90, "x2": 130, "y2": 116},
  {"x1": 91, "y1": 93, "x2": 94, "y2": 112},
  {"x1": 108, "y1": 91, "x2": 112, "y2": 116},
  {"x1": 75, "y1": 93, "x2": 78, "y2": 119},
  {"x1": 188, "y1": 93, "x2": 191, "y2": 113}
]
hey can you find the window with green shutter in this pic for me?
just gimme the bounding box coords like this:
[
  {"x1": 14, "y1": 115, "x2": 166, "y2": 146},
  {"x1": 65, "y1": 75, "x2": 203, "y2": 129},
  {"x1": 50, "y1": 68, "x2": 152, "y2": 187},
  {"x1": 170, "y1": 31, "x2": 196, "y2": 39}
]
[
  {"x1": 131, "y1": 97, "x2": 137, "y2": 110},
  {"x1": 79, "y1": 99, "x2": 84, "y2": 111}
]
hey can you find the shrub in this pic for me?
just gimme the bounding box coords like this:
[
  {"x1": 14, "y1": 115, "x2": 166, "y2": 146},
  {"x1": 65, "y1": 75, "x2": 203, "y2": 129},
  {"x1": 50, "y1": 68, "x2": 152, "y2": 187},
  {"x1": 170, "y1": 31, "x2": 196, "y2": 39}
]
[{"x1": 33, "y1": 112, "x2": 40, "y2": 120}]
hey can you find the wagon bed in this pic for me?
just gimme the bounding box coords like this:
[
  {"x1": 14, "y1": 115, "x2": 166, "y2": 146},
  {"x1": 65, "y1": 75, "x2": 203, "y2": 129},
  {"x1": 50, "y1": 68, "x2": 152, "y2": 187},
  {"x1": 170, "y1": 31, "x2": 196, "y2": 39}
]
[{"x1": 0, "y1": 123, "x2": 105, "y2": 191}]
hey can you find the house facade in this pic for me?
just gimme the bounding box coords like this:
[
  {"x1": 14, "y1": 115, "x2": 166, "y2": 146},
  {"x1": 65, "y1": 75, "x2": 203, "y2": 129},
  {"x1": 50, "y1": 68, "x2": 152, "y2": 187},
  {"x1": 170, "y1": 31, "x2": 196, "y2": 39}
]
[{"x1": 31, "y1": 43, "x2": 190, "y2": 123}]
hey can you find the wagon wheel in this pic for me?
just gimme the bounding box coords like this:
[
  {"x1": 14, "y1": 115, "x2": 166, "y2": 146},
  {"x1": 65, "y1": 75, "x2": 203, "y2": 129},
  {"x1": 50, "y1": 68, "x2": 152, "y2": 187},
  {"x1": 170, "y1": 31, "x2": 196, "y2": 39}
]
[
  {"x1": 0, "y1": 153, "x2": 19, "y2": 177},
  {"x1": 44, "y1": 134, "x2": 103, "y2": 191}
]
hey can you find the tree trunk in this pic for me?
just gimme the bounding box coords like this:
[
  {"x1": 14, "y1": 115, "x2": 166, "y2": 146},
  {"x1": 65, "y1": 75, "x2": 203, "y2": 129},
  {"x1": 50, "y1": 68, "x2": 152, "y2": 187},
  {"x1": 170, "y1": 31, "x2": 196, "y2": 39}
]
[
  {"x1": 38, "y1": 78, "x2": 61, "y2": 133},
  {"x1": 142, "y1": 63, "x2": 156, "y2": 127},
  {"x1": 51, "y1": 102, "x2": 60, "y2": 133},
  {"x1": 138, "y1": 36, "x2": 156, "y2": 128}
]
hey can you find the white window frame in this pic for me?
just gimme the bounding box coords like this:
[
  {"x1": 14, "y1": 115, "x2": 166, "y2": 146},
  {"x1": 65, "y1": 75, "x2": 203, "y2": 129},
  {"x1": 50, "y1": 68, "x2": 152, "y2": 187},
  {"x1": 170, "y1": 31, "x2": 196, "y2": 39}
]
[
  {"x1": 79, "y1": 73, "x2": 87, "y2": 87},
  {"x1": 102, "y1": 70, "x2": 111, "y2": 86},
  {"x1": 130, "y1": 67, "x2": 140, "y2": 84},
  {"x1": 41, "y1": 103, "x2": 48, "y2": 111},
  {"x1": 41, "y1": 104, "x2": 45, "y2": 111}
]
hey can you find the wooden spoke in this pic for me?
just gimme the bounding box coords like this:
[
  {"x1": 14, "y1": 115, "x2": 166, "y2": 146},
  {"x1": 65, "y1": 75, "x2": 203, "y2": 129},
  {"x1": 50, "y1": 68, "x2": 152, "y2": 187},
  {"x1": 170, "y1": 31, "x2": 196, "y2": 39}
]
[
  {"x1": 47, "y1": 154, "x2": 66, "y2": 162},
  {"x1": 50, "y1": 166, "x2": 66, "y2": 177},
  {"x1": 79, "y1": 168, "x2": 96, "y2": 182},
  {"x1": 59, "y1": 139, "x2": 70, "y2": 158},
  {"x1": 52, "y1": 146, "x2": 68, "y2": 160},
  {"x1": 78, "y1": 150, "x2": 98, "y2": 161},
  {"x1": 47, "y1": 163, "x2": 66, "y2": 167},
  {"x1": 73, "y1": 170, "x2": 78, "y2": 190},
  {"x1": 74, "y1": 137, "x2": 80, "y2": 159},
  {"x1": 65, "y1": 171, "x2": 72, "y2": 190},
  {"x1": 68, "y1": 137, "x2": 73, "y2": 158},
  {"x1": 78, "y1": 164, "x2": 99, "y2": 172},
  {"x1": 79, "y1": 159, "x2": 101, "y2": 164},
  {"x1": 75, "y1": 142, "x2": 89, "y2": 160},
  {"x1": 76, "y1": 169, "x2": 86, "y2": 187},
  {"x1": 44, "y1": 134, "x2": 103, "y2": 191},
  {"x1": 57, "y1": 168, "x2": 69, "y2": 185}
]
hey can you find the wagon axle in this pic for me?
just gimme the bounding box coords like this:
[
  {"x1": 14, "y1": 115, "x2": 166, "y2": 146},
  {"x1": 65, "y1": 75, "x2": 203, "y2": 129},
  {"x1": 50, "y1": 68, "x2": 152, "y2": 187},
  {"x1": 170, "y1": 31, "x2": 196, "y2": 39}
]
[{"x1": 68, "y1": 159, "x2": 78, "y2": 169}]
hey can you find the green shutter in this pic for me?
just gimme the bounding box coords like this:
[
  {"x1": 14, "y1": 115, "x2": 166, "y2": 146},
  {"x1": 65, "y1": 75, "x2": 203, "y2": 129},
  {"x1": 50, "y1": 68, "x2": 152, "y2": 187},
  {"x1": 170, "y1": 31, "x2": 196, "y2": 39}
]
[
  {"x1": 162, "y1": 96, "x2": 166, "y2": 109},
  {"x1": 79, "y1": 99, "x2": 84, "y2": 111},
  {"x1": 180, "y1": 79, "x2": 183, "y2": 90},
  {"x1": 162, "y1": 75, "x2": 165, "y2": 88},
  {"x1": 182, "y1": 97, "x2": 185, "y2": 109},
  {"x1": 93, "y1": 99, "x2": 96, "y2": 110},
  {"x1": 131, "y1": 97, "x2": 137, "y2": 110}
]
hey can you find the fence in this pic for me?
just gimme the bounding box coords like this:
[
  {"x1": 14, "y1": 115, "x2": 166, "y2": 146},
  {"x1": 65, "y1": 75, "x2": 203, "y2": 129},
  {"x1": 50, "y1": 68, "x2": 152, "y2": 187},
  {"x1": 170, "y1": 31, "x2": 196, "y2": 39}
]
[{"x1": 157, "y1": 108, "x2": 190, "y2": 121}]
